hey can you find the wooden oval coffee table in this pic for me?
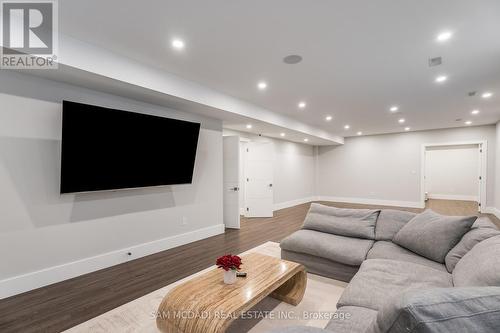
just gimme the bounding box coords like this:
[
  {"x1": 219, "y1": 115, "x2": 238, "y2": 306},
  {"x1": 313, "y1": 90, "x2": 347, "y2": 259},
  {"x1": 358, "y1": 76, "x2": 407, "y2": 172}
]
[{"x1": 156, "y1": 252, "x2": 307, "y2": 333}]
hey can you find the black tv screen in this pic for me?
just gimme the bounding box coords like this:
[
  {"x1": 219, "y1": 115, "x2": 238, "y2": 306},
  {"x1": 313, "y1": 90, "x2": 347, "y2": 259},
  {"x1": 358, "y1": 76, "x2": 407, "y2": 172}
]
[{"x1": 60, "y1": 101, "x2": 201, "y2": 194}]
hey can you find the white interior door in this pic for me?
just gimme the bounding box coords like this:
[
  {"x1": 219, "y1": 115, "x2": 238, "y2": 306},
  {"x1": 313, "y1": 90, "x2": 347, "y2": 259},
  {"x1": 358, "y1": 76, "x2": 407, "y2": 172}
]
[
  {"x1": 245, "y1": 141, "x2": 274, "y2": 217},
  {"x1": 223, "y1": 136, "x2": 240, "y2": 229}
]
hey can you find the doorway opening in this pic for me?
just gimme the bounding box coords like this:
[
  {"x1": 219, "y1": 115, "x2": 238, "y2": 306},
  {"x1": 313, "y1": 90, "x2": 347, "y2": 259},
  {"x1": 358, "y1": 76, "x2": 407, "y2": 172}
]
[
  {"x1": 223, "y1": 136, "x2": 275, "y2": 229},
  {"x1": 420, "y1": 141, "x2": 487, "y2": 212}
]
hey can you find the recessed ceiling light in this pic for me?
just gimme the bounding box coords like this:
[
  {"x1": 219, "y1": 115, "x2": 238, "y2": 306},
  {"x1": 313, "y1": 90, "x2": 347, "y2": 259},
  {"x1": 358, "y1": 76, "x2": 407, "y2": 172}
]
[
  {"x1": 303, "y1": 138, "x2": 309, "y2": 142},
  {"x1": 280, "y1": 132, "x2": 286, "y2": 137},
  {"x1": 471, "y1": 109, "x2": 480, "y2": 115},
  {"x1": 390, "y1": 106, "x2": 399, "y2": 112},
  {"x1": 325, "y1": 115, "x2": 333, "y2": 121},
  {"x1": 298, "y1": 101, "x2": 307, "y2": 109},
  {"x1": 398, "y1": 118, "x2": 406, "y2": 124},
  {"x1": 405, "y1": 127, "x2": 411, "y2": 131},
  {"x1": 357, "y1": 131, "x2": 363, "y2": 136},
  {"x1": 482, "y1": 92, "x2": 493, "y2": 99},
  {"x1": 257, "y1": 81, "x2": 268, "y2": 90},
  {"x1": 171, "y1": 39, "x2": 185, "y2": 50},
  {"x1": 344, "y1": 125, "x2": 350, "y2": 130},
  {"x1": 436, "y1": 31, "x2": 453, "y2": 42},
  {"x1": 435, "y1": 75, "x2": 448, "y2": 83},
  {"x1": 246, "y1": 124, "x2": 252, "y2": 129},
  {"x1": 465, "y1": 121, "x2": 472, "y2": 125}
]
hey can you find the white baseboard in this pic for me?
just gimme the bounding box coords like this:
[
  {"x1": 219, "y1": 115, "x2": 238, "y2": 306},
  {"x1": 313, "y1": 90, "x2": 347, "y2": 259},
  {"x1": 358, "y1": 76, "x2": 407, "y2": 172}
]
[
  {"x1": 274, "y1": 197, "x2": 316, "y2": 211},
  {"x1": 483, "y1": 207, "x2": 500, "y2": 219},
  {"x1": 317, "y1": 196, "x2": 423, "y2": 209},
  {"x1": 0, "y1": 224, "x2": 225, "y2": 300},
  {"x1": 427, "y1": 194, "x2": 478, "y2": 202}
]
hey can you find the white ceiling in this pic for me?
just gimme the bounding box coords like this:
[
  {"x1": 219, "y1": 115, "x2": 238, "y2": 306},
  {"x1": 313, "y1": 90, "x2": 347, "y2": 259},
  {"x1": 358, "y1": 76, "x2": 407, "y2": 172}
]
[
  {"x1": 24, "y1": 64, "x2": 339, "y2": 145},
  {"x1": 60, "y1": 0, "x2": 500, "y2": 137}
]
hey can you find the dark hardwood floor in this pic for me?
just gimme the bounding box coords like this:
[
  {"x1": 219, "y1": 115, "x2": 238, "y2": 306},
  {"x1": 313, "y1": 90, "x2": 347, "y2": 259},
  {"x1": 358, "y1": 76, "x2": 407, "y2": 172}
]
[{"x1": 0, "y1": 199, "x2": 498, "y2": 333}]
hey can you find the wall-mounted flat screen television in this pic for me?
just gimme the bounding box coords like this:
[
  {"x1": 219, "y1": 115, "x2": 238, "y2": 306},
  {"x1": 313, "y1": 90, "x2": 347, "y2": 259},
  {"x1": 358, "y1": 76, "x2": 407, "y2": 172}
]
[{"x1": 60, "y1": 101, "x2": 201, "y2": 194}]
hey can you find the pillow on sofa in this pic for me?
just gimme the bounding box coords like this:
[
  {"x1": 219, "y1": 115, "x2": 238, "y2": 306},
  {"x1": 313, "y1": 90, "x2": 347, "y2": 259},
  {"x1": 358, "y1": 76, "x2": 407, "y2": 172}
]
[
  {"x1": 302, "y1": 203, "x2": 380, "y2": 239},
  {"x1": 445, "y1": 226, "x2": 500, "y2": 272},
  {"x1": 453, "y1": 235, "x2": 500, "y2": 287},
  {"x1": 393, "y1": 210, "x2": 476, "y2": 263},
  {"x1": 374, "y1": 287, "x2": 500, "y2": 333},
  {"x1": 375, "y1": 209, "x2": 417, "y2": 241}
]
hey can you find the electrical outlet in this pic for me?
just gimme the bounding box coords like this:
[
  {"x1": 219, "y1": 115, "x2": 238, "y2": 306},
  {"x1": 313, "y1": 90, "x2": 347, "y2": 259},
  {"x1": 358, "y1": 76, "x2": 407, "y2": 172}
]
[{"x1": 182, "y1": 216, "x2": 188, "y2": 225}]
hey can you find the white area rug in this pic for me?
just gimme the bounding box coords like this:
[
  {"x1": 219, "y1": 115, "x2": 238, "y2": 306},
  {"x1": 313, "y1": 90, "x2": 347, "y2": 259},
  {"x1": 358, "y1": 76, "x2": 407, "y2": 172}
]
[{"x1": 64, "y1": 242, "x2": 347, "y2": 333}]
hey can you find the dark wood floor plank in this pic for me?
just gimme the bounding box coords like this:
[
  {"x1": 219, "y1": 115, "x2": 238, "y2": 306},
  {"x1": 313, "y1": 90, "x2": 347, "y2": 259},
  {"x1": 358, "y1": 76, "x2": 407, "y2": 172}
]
[{"x1": 0, "y1": 200, "x2": 497, "y2": 333}]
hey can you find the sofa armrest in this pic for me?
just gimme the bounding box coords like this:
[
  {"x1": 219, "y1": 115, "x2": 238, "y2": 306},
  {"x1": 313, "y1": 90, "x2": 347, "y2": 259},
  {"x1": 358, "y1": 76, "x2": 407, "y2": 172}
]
[{"x1": 376, "y1": 287, "x2": 500, "y2": 333}]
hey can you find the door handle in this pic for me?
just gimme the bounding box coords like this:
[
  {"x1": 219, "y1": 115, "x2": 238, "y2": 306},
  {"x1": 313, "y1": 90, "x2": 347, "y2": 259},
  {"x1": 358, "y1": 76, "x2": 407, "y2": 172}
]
[
  {"x1": 268, "y1": 184, "x2": 273, "y2": 187},
  {"x1": 230, "y1": 187, "x2": 239, "y2": 192}
]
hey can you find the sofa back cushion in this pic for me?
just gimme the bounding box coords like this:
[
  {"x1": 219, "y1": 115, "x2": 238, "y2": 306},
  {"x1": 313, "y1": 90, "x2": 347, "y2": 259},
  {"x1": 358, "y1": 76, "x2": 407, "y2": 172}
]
[
  {"x1": 445, "y1": 222, "x2": 500, "y2": 272},
  {"x1": 375, "y1": 287, "x2": 500, "y2": 333},
  {"x1": 453, "y1": 235, "x2": 500, "y2": 287},
  {"x1": 302, "y1": 203, "x2": 379, "y2": 239},
  {"x1": 393, "y1": 210, "x2": 476, "y2": 263},
  {"x1": 375, "y1": 210, "x2": 417, "y2": 241},
  {"x1": 473, "y1": 216, "x2": 498, "y2": 229}
]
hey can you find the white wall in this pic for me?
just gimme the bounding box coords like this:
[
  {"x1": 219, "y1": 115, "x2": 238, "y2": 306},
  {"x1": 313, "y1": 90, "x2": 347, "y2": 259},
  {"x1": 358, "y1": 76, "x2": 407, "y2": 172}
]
[
  {"x1": 317, "y1": 126, "x2": 496, "y2": 208},
  {"x1": 223, "y1": 130, "x2": 316, "y2": 210},
  {"x1": 273, "y1": 140, "x2": 316, "y2": 206},
  {"x1": 0, "y1": 71, "x2": 223, "y2": 298},
  {"x1": 425, "y1": 145, "x2": 479, "y2": 201},
  {"x1": 493, "y1": 122, "x2": 500, "y2": 215}
]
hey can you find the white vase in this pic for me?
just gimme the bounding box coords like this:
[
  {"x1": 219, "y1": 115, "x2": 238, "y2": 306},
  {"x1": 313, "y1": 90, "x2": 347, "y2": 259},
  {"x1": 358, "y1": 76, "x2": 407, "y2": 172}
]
[{"x1": 224, "y1": 270, "x2": 237, "y2": 284}]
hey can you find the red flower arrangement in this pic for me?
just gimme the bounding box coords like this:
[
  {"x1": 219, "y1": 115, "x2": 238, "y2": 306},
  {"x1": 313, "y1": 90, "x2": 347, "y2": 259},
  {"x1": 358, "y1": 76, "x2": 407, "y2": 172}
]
[{"x1": 216, "y1": 254, "x2": 242, "y2": 271}]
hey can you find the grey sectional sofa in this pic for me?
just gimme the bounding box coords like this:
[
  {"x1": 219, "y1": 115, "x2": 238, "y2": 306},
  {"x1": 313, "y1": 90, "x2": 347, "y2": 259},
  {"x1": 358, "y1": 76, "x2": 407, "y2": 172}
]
[{"x1": 275, "y1": 203, "x2": 500, "y2": 333}]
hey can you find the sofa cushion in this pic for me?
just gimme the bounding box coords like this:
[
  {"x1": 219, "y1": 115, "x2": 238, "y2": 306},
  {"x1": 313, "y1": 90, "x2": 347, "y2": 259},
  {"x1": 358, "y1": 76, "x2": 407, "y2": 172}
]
[
  {"x1": 325, "y1": 306, "x2": 377, "y2": 333},
  {"x1": 453, "y1": 235, "x2": 500, "y2": 287},
  {"x1": 374, "y1": 287, "x2": 500, "y2": 333},
  {"x1": 337, "y1": 259, "x2": 453, "y2": 311},
  {"x1": 393, "y1": 209, "x2": 476, "y2": 263},
  {"x1": 302, "y1": 203, "x2": 379, "y2": 239},
  {"x1": 367, "y1": 241, "x2": 447, "y2": 272},
  {"x1": 445, "y1": 227, "x2": 500, "y2": 272},
  {"x1": 281, "y1": 250, "x2": 359, "y2": 282},
  {"x1": 280, "y1": 229, "x2": 374, "y2": 266},
  {"x1": 473, "y1": 216, "x2": 498, "y2": 229},
  {"x1": 375, "y1": 210, "x2": 417, "y2": 241}
]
